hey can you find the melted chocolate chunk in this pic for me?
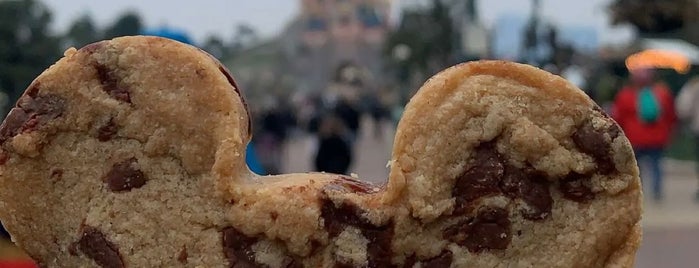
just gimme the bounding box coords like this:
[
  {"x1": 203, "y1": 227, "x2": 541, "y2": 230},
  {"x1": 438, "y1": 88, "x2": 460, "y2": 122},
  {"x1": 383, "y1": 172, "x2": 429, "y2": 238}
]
[
  {"x1": 76, "y1": 226, "x2": 124, "y2": 268},
  {"x1": 402, "y1": 254, "x2": 417, "y2": 268},
  {"x1": 103, "y1": 158, "x2": 146, "y2": 192},
  {"x1": 453, "y1": 142, "x2": 505, "y2": 213},
  {"x1": 0, "y1": 109, "x2": 29, "y2": 143},
  {"x1": 221, "y1": 227, "x2": 260, "y2": 268},
  {"x1": 320, "y1": 199, "x2": 394, "y2": 267},
  {"x1": 335, "y1": 262, "x2": 355, "y2": 268},
  {"x1": 95, "y1": 64, "x2": 131, "y2": 103},
  {"x1": 97, "y1": 118, "x2": 118, "y2": 142},
  {"x1": 443, "y1": 207, "x2": 511, "y2": 253},
  {"x1": 572, "y1": 120, "x2": 620, "y2": 174},
  {"x1": 559, "y1": 172, "x2": 595, "y2": 203},
  {"x1": 423, "y1": 250, "x2": 453, "y2": 267},
  {"x1": 321, "y1": 199, "x2": 370, "y2": 237},
  {"x1": 309, "y1": 239, "x2": 323, "y2": 256},
  {"x1": 324, "y1": 176, "x2": 378, "y2": 194},
  {"x1": 0, "y1": 93, "x2": 66, "y2": 144},
  {"x1": 80, "y1": 41, "x2": 107, "y2": 54},
  {"x1": 365, "y1": 225, "x2": 394, "y2": 268},
  {"x1": 500, "y1": 166, "x2": 552, "y2": 221},
  {"x1": 177, "y1": 245, "x2": 188, "y2": 264},
  {"x1": 218, "y1": 65, "x2": 251, "y2": 135}
]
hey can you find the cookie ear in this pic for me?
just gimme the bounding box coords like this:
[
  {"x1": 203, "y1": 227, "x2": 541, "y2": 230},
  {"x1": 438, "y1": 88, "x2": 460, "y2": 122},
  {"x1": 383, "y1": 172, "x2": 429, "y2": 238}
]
[
  {"x1": 385, "y1": 61, "x2": 640, "y2": 250},
  {"x1": 0, "y1": 36, "x2": 252, "y2": 266}
]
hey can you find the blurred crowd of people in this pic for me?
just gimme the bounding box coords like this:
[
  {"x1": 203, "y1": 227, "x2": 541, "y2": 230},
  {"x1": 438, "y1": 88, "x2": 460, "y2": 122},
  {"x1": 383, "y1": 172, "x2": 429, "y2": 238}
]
[
  {"x1": 242, "y1": 59, "x2": 699, "y2": 206},
  {"x1": 246, "y1": 62, "x2": 395, "y2": 176}
]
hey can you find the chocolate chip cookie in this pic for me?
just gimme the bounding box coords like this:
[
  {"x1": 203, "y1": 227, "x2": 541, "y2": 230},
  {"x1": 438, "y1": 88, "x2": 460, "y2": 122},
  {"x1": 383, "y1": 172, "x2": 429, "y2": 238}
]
[{"x1": 0, "y1": 36, "x2": 641, "y2": 267}]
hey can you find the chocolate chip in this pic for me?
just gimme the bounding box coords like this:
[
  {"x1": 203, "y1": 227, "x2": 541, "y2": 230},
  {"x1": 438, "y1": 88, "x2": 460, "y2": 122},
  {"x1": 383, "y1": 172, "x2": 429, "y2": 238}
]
[
  {"x1": 444, "y1": 207, "x2": 511, "y2": 253},
  {"x1": 423, "y1": 250, "x2": 453, "y2": 267},
  {"x1": 76, "y1": 226, "x2": 124, "y2": 268},
  {"x1": 221, "y1": 227, "x2": 260, "y2": 268},
  {"x1": 0, "y1": 94, "x2": 66, "y2": 144},
  {"x1": 402, "y1": 254, "x2": 417, "y2": 268},
  {"x1": 103, "y1": 158, "x2": 146, "y2": 192},
  {"x1": 559, "y1": 172, "x2": 595, "y2": 203},
  {"x1": 51, "y1": 169, "x2": 63, "y2": 182},
  {"x1": 453, "y1": 141, "x2": 504, "y2": 213},
  {"x1": 319, "y1": 198, "x2": 394, "y2": 267},
  {"x1": 572, "y1": 120, "x2": 620, "y2": 174},
  {"x1": 0, "y1": 151, "x2": 9, "y2": 165},
  {"x1": 282, "y1": 257, "x2": 302, "y2": 268},
  {"x1": 499, "y1": 166, "x2": 552, "y2": 221},
  {"x1": 309, "y1": 239, "x2": 322, "y2": 256},
  {"x1": 95, "y1": 64, "x2": 130, "y2": 103},
  {"x1": 177, "y1": 245, "x2": 188, "y2": 264},
  {"x1": 593, "y1": 105, "x2": 614, "y2": 121},
  {"x1": 335, "y1": 262, "x2": 355, "y2": 268},
  {"x1": 97, "y1": 118, "x2": 118, "y2": 142},
  {"x1": 68, "y1": 241, "x2": 78, "y2": 256},
  {"x1": 324, "y1": 176, "x2": 379, "y2": 194}
]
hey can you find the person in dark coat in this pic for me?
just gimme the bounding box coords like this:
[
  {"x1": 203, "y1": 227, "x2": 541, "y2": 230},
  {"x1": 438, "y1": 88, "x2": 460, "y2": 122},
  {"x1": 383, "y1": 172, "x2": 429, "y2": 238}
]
[
  {"x1": 314, "y1": 113, "x2": 353, "y2": 174},
  {"x1": 333, "y1": 98, "x2": 361, "y2": 145}
]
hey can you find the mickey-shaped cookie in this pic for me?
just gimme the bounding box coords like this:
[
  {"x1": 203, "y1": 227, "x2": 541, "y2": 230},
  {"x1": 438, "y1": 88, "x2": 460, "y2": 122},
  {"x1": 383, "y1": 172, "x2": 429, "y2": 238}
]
[{"x1": 0, "y1": 36, "x2": 641, "y2": 267}]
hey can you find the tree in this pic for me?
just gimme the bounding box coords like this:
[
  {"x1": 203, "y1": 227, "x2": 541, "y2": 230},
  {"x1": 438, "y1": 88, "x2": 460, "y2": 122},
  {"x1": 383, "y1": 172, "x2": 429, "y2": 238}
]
[
  {"x1": 0, "y1": 0, "x2": 62, "y2": 115},
  {"x1": 383, "y1": 0, "x2": 456, "y2": 104},
  {"x1": 103, "y1": 11, "x2": 143, "y2": 39},
  {"x1": 202, "y1": 35, "x2": 228, "y2": 60},
  {"x1": 65, "y1": 13, "x2": 99, "y2": 48},
  {"x1": 608, "y1": 0, "x2": 699, "y2": 33},
  {"x1": 384, "y1": 0, "x2": 455, "y2": 78},
  {"x1": 231, "y1": 23, "x2": 258, "y2": 52}
]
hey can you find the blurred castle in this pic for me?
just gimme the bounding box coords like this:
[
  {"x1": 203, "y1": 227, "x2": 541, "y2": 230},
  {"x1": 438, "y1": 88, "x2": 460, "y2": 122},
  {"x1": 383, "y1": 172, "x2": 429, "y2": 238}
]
[
  {"x1": 227, "y1": 0, "x2": 490, "y2": 100},
  {"x1": 281, "y1": 0, "x2": 392, "y2": 92}
]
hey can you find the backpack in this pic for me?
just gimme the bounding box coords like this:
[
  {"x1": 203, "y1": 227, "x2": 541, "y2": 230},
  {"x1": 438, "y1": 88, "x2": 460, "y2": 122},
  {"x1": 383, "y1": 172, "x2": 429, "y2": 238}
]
[{"x1": 637, "y1": 86, "x2": 662, "y2": 124}]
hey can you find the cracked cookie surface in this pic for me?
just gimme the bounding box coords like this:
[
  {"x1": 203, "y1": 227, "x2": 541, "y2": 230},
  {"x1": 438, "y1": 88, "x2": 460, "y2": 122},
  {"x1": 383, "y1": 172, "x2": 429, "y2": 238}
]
[{"x1": 0, "y1": 36, "x2": 641, "y2": 267}]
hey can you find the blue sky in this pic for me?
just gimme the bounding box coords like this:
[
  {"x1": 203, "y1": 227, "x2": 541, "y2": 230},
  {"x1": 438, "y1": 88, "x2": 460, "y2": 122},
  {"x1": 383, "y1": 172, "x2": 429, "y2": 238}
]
[{"x1": 43, "y1": 0, "x2": 634, "y2": 46}]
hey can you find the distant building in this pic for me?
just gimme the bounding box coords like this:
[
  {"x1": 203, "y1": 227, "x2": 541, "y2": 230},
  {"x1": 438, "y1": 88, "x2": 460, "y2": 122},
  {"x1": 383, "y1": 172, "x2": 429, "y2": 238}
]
[
  {"x1": 286, "y1": 0, "x2": 392, "y2": 92},
  {"x1": 447, "y1": 0, "x2": 489, "y2": 60},
  {"x1": 492, "y1": 14, "x2": 599, "y2": 63}
]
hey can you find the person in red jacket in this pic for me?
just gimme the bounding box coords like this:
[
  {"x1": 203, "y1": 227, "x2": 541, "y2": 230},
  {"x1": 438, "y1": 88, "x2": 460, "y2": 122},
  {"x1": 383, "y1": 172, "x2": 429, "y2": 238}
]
[{"x1": 612, "y1": 68, "x2": 677, "y2": 201}]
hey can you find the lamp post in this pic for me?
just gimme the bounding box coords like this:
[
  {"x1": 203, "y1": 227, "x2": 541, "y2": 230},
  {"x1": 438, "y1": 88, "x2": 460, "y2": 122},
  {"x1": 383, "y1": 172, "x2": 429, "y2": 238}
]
[{"x1": 392, "y1": 43, "x2": 412, "y2": 104}]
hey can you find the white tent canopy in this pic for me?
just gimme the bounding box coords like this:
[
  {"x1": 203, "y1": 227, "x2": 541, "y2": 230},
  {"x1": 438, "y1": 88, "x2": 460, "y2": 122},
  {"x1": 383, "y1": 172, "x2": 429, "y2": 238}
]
[{"x1": 639, "y1": 38, "x2": 699, "y2": 64}]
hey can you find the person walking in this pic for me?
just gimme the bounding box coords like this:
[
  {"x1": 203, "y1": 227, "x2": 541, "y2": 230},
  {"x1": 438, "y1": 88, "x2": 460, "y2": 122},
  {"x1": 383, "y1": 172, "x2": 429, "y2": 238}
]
[
  {"x1": 612, "y1": 68, "x2": 676, "y2": 201},
  {"x1": 314, "y1": 113, "x2": 353, "y2": 175},
  {"x1": 675, "y1": 75, "x2": 699, "y2": 200}
]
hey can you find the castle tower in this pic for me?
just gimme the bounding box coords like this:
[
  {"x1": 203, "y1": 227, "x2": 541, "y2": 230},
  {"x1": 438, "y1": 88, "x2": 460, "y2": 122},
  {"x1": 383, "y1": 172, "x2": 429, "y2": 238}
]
[{"x1": 287, "y1": 0, "x2": 392, "y2": 93}]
